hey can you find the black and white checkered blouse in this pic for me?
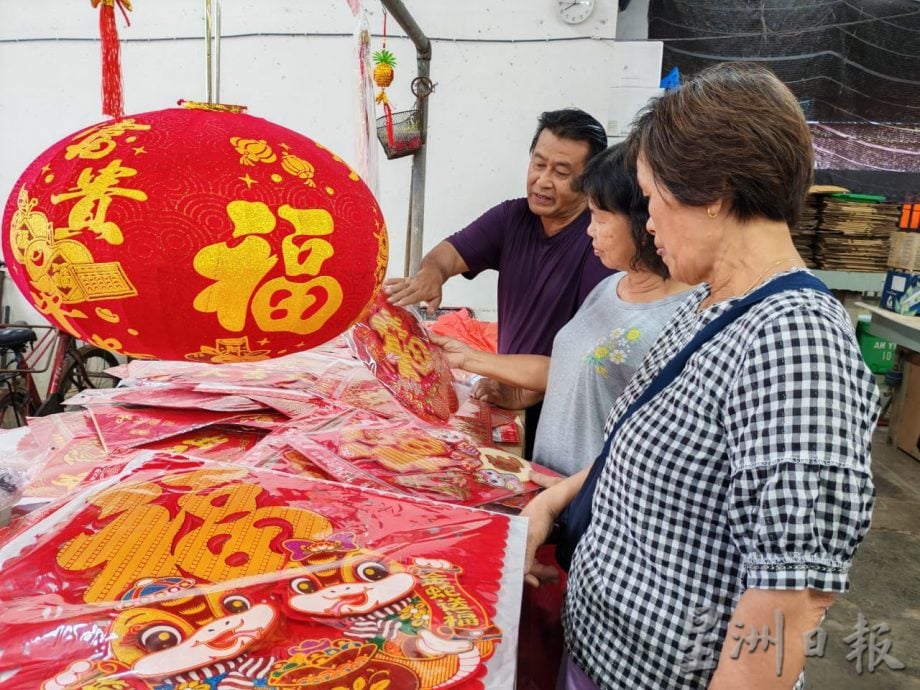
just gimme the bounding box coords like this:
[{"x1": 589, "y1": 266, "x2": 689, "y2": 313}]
[{"x1": 563, "y1": 271, "x2": 879, "y2": 689}]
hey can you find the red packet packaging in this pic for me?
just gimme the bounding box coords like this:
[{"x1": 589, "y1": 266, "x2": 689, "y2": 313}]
[
  {"x1": 0, "y1": 454, "x2": 524, "y2": 689},
  {"x1": 304, "y1": 419, "x2": 543, "y2": 507},
  {"x1": 349, "y1": 293, "x2": 459, "y2": 424}
]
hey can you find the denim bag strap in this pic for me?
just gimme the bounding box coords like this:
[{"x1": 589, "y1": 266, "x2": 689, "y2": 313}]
[{"x1": 554, "y1": 272, "x2": 831, "y2": 572}]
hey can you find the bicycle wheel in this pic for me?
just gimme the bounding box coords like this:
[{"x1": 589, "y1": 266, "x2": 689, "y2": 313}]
[
  {"x1": 57, "y1": 346, "x2": 121, "y2": 401},
  {"x1": 0, "y1": 388, "x2": 31, "y2": 429}
]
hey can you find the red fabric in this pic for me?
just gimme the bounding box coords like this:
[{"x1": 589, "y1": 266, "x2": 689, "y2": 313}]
[
  {"x1": 517, "y1": 544, "x2": 567, "y2": 690},
  {"x1": 428, "y1": 308, "x2": 498, "y2": 353},
  {"x1": 2, "y1": 107, "x2": 388, "y2": 362}
]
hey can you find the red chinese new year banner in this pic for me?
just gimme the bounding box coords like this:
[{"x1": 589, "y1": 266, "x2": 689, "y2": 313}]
[
  {"x1": 0, "y1": 454, "x2": 524, "y2": 689},
  {"x1": 350, "y1": 295, "x2": 459, "y2": 425}
]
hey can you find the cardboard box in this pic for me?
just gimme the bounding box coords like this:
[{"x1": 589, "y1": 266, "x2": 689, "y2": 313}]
[
  {"x1": 606, "y1": 86, "x2": 664, "y2": 137},
  {"x1": 888, "y1": 231, "x2": 920, "y2": 272},
  {"x1": 894, "y1": 354, "x2": 920, "y2": 461},
  {"x1": 611, "y1": 41, "x2": 664, "y2": 89},
  {"x1": 880, "y1": 270, "x2": 920, "y2": 315}
]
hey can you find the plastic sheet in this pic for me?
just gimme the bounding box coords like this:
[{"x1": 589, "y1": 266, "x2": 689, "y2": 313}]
[
  {"x1": 0, "y1": 453, "x2": 524, "y2": 689},
  {"x1": 302, "y1": 418, "x2": 542, "y2": 507}
]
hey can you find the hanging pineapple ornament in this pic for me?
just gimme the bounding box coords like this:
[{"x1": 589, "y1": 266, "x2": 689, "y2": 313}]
[
  {"x1": 373, "y1": 9, "x2": 398, "y2": 152},
  {"x1": 370, "y1": 12, "x2": 423, "y2": 160},
  {"x1": 373, "y1": 49, "x2": 396, "y2": 91}
]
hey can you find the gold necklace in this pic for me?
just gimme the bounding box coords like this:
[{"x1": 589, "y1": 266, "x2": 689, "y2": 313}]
[
  {"x1": 740, "y1": 257, "x2": 803, "y2": 295},
  {"x1": 700, "y1": 257, "x2": 802, "y2": 312}
]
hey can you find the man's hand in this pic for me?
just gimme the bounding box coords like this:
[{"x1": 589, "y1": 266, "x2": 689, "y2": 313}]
[
  {"x1": 383, "y1": 267, "x2": 444, "y2": 314},
  {"x1": 383, "y1": 241, "x2": 468, "y2": 315}
]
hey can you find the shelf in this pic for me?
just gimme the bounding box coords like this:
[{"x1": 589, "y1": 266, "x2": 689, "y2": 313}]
[
  {"x1": 813, "y1": 270, "x2": 886, "y2": 293},
  {"x1": 855, "y1": 302, "x2": 920, "y2": 353}
]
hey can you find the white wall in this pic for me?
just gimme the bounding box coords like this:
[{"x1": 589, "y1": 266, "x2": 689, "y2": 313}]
[{"x1": 0, "y1": 0, "x2": 655, "y2": 322}]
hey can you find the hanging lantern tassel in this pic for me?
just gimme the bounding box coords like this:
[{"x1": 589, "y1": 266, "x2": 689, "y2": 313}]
[
  {"x1": 92, "y1": 0, "x2": 133, "y2": 119},
  {"x1": 373, "y1": 48, "x2": 396, "y2": 148}
]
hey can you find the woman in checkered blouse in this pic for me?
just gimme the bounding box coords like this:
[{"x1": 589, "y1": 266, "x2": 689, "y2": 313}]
[{"x1": 522, "y1": 62, "x2": 879, "y2": 689}]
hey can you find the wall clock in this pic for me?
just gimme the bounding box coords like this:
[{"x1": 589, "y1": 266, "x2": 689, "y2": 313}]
[{"x1": 556, "y1": 0, "x2": 597, "y2": 24}]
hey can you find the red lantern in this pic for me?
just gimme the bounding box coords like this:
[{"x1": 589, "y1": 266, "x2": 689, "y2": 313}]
[{"x1": 2, "y1": 104, "x2": 388, "y2": 362}]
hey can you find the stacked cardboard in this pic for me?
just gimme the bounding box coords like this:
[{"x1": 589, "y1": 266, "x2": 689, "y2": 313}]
[
  {"x1": 814, "y1": 194, "x2": 899, "y2": 271},
  {"x1": 792, "y1": 191, "x2": 825, "y2": 268}
]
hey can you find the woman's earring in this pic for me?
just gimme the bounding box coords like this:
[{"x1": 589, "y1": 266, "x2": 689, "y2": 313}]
[{"x1": 706, "y1": 207, "x2": 718, "y2": 218}]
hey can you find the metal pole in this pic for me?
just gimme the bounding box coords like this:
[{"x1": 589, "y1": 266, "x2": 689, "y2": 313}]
[
  {"x1": 215, "y1": 0, "x2": 222, "y2": 103},
  {"x1": 380, "y1": 0, "x2": 432, "y2": 277},
  {"x1": 204, "y1": 0, "x2": 213, "y2": 103}
]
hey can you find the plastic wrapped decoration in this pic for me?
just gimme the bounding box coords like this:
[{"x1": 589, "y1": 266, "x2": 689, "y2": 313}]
[
  {"x1": 300, "y1": 417, "x2": 543, "y2": 507},
  {"x1": 0, "y1": 453, "x2": 524, "y2": 689},
  {"x1": 1, "y1": 103, "x2": 388, "y2": 362},
  {"x1": 349, "y1": 292, "x2": 459, "y2": 424}
]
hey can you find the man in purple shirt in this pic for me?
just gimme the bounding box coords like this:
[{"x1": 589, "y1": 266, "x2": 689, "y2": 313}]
[{"x1": 384, "y1": 108, "x2": 613, "y2": 456}]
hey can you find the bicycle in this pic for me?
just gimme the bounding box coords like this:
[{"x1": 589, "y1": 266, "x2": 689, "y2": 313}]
[{"x1": 0, "y1": 323, "x2": 121, "y2": 429}]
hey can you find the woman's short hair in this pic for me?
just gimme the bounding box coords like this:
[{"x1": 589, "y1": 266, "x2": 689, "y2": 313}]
[
  {"x1": 575, "y1": 142, "x2": 669, "y2": 279},
  {"x1": 626, "y1": 62, "x2": 813, "y2": 229}
]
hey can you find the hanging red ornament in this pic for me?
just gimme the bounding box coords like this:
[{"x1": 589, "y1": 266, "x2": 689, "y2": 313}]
[
  {"x1": 2, "y1": 103, "x2": 389, "y2": 362},
  {"x1": 91, "y1": 0, "x2": 132, "y2": 119},
  {"x1": 373, "y1": 9, "x2": 398, "y2": 150}
]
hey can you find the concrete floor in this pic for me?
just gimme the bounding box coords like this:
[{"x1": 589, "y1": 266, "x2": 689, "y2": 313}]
[{"x1": 804, "y1": 430, "x2": 920, "y2": 689}]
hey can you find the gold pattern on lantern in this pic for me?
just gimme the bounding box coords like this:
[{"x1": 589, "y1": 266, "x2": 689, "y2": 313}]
[
  {"x1": 127, "y1": 328, "x2": 138, "y2": 335},
  {"x1": 238, "y1": 173, "x2": 257, "y2": 189},
  {"x1": 280, "y1": 151, "x2": 317, "y2": 187},
  {"x1": 58, "y1": 251, "x2": 135, "y2": 304},
  {"x1": 271, "y1": 174, "x2": 283, "y2": 183},
  {"x1": 89, "y1": 334, "x2": 123, "y2": 352},
  {"x1": 325, "y1": 186, "x2": 335, "y2": 195},
  {"x1": 51, "y1": 158, "x2": 147, "y2": 245},
  {"x1": 231, "y1": 137, "x2": 277, "y2": 166},
  {"x1": 65, "y1": 120, "x2": 151, "y2": 161},
  {"x1": 96, "y1": 307, "x2": 120, "y2": 323},
  {"x1": 373, "y1": 222, "x2": 389, "y2": 286},
  {"x1": 8, "y1": 187, "x2": 138, "y2": 331},
  {"x1": 193, "y1": 200, "x2": 343, "y2": 338},
  {"x1": 187, "y1": 336, "x2": 271, "y2": 363}
]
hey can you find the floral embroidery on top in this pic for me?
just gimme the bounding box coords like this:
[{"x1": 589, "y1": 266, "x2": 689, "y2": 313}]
[{"x1": 585, "y1": 327, "x2": 642, "y2": 378}]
